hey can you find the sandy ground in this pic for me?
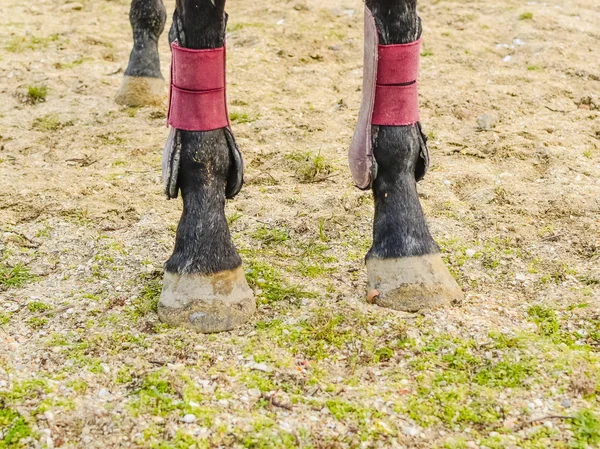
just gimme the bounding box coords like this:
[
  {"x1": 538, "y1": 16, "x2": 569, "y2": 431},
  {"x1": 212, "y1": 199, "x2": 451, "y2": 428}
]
[{"x1": 1, "y1": 0, "x2": 599, "y2": 448}]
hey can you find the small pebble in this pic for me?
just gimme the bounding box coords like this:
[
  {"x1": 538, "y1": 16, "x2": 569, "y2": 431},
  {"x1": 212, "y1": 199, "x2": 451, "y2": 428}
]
[
  {"x1": 402, "y1": 426, "x2": 419, "y2": 436},
  {"x1": 280, "y1": 421, "x2": 293, "y2": 432},
  {"x1": 98, "y1": 388, "x2": 110, "y2": 398},
  {"x1": 466, "y1": 249, "x2": 476, "y2": 258},
  {"x1": 561, "y1": 398, "x2": 571, "y2": 408},
  {"x1": 60, "y1": 2, "x2": 83, "y2": 11},
  {"x1": 477, "y1": 113, "x2": 498, "y2": 131},
  {"x1": 248, "y1": 362, "x2": 273, "y2": 373},
  {"x1": 182, "y1": 414, "x2": 196, "y2": 423},
  {"x1": 248, "y1": 388, "x2": 261, "y2": 398}
]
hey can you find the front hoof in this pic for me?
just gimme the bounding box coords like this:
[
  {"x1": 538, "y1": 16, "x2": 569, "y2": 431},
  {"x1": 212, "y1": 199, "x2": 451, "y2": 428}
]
[
  {"x1": 366, "y1": 254, "x2": 463, "y2": 312},
  {"x1": 158, "y1": 266, "x2": 256, "y2": 333},
  {"x1": 115, "y1": 75, "x2": 165, "y2": 107}
]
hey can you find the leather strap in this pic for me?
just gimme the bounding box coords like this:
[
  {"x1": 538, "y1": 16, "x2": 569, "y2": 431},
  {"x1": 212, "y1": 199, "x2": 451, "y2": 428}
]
[
  {"x1": 348, "y1": 6, "x2": 379, "y2": 190},
  {"x1": 167, "y1": 41, "x2": 229, "y2": 131}
]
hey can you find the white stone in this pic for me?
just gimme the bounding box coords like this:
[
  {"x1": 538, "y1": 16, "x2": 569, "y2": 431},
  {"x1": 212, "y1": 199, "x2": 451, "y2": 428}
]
[
  {"x1": 248, "y1": 388, "x2": 261, "y2": 398},
  {"x1": 98, "y1": 388, "x2": 110, "y2": 398},
  {"x1": 466, "y1": 249, "x2": 476, "y2": 258},
  {"x1": 402, "y1": 426, "x2": 419, "y2": 436},
  {"x1": 248, "y1": 362, "x2": 273, "y2": 373},
  {"x1": 60, "y1": 2, "x2": 83, "y2": 11},
  {"x1": 182, "y1": 414, "x2": 196, "y2": 423},
  {"x1": 280, "y1": 421, "x2": 293, "y2": 432}
]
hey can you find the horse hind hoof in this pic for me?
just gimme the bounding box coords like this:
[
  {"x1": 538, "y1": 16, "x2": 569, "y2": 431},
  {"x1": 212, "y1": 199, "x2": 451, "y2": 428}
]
[
  {"x1": 366, "y1": 253, "x2": 463, "y2": 312},
  {"x1": 115, "y1": 75, "x2": 165, "y2": 107},
  {"x1": 158, "y1": 266, "x2": 256, "y2": 333}
]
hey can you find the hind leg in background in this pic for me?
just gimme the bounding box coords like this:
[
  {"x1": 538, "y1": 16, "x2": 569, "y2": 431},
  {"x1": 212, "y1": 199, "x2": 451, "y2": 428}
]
[
  {"x1": 353, "y1": 0, "x2": 463, "y2": 311},
  {"x1": 157, "y1": 0, "x2": 255, "y2": 333},
  {"x1": 116, "y1": 0, "x2": 167, "y2": 106}
]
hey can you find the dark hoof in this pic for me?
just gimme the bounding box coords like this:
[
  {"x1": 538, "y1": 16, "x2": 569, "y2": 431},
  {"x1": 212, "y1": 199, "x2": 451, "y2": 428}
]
[
  {"x1": 115, "y1": 75, "x2": 165, "y2": 107},
  {"x1": 158, "y1": 266, "x2": 256, "y2": 333},
  {"x1": 366, "y1": 254, "x2": 463, "y2": 312}
]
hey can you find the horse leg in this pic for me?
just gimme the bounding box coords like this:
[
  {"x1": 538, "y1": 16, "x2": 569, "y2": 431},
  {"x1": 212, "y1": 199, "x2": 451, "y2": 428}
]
[
  {"x1": 157, "y1": 0, "x2": 255, "y2": 333},
  {"x1": 116, "y1": 0, "x2": 167, "y2": 106},
  {"x1": 361, "y1": 0, "x2": 463, "y2": 311}
]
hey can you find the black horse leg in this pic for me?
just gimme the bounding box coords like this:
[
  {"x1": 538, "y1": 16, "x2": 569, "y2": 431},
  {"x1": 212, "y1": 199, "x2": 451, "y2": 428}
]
[
  {"x1": 157, "y1": 0, "x2": 255, "y2": 333},
  {"x1": 116, "y1": 0, "x2": 167, "y2": 106},
  {"x1": 363, "y1": 0, "x2": 463, "y2": 311}
]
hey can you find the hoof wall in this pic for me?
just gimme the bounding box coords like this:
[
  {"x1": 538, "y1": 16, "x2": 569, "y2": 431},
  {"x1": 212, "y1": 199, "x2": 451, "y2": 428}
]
[
  {"x1": 158, "y1": 267, "x2": 256, "y2": 333},
  {"x1": 366, "y1": 254, "x2": 463, "y2": 312},
  {"x1": 115, "y1": 75, "x2": 165, "y2": 107}
]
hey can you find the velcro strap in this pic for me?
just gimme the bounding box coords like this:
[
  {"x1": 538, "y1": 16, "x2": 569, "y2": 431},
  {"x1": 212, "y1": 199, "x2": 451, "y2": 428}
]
[
  {"x1": 376, "y1": 39, "x2": 421, "y2": 85},
  {"x1": 372, "y1": 83, "x2": 419, "y2": 126},
  {"x1": 167, "y1": 41, "x2": 229, "y2": 131},
  {"x1": 372, "y1": 39, "x2": 421, "y2": 126}
]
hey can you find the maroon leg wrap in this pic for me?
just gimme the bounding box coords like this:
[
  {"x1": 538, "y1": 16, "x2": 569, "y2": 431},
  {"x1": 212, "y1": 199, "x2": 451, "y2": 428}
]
[{"x1": 348, "y1": 7, "x2": 426, "y2": 190}]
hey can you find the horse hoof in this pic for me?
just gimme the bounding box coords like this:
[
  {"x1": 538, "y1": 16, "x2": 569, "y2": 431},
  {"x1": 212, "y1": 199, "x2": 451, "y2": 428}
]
[
  {"x1": 366, "y1": 253, "x2": 463, "y2": 312},
  {"x1": 115, "y1": 75, "x2": 165, "y2": 107},
  {"x1": 158, "y1": 266, "x2": 256, "y2": 333}
]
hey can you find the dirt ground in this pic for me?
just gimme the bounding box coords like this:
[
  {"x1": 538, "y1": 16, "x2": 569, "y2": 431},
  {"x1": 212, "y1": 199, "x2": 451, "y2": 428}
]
[{"x1": 1, "y1": 0, "x2": 599, "y2": 447}]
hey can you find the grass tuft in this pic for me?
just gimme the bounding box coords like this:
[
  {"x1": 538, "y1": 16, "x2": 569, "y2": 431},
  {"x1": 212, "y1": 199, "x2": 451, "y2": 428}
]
[
  {"x1": 31, "y1": 113, "x2": 68, "y2": 131},
  {"x1": 287, "y1": 150, "x2": 333, "y2": 183},
  {"x1": 229, "y1": 111, "x2": 257, "y2": 124},
  {"x1": 245, "y1": 260, "x2": 315, "y2": 304},
  {"x1": 26, "y1": 85, "x2": 48, "y2": 104},
  {"x1": 570, "y1": 409, "x2": 600, "y2": 448},
  {"x1": 0, "y1": 408, "x2": 33, "y2": 449},
  {"x1": 0, "y1": 262, "x2": 37, "y2": 290},
  {"x1": 129, "y1": 278, "x2": 161, "y2": 319}
]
